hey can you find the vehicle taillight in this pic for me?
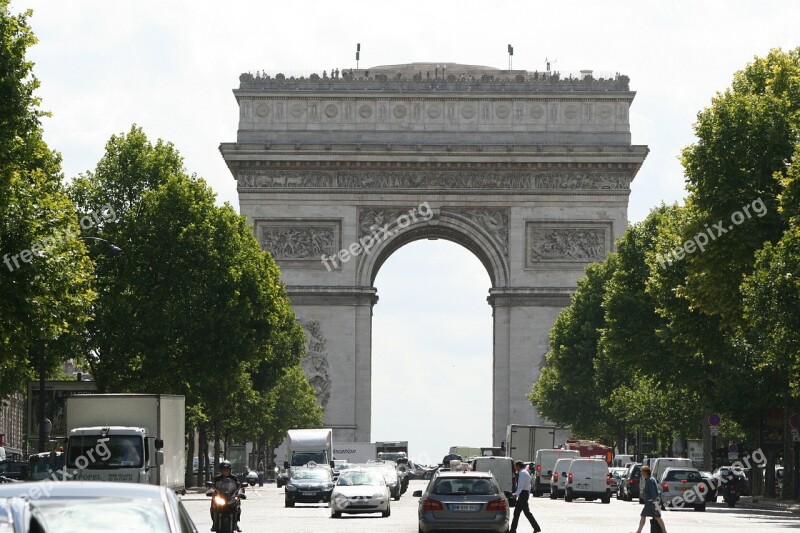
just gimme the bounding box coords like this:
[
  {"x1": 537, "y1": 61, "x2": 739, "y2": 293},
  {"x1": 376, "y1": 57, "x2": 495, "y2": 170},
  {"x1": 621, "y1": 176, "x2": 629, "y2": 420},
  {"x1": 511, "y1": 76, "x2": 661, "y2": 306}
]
[
  {"x1": 536, "y1": 464, "x2": 541, "y2": 472},
  {"x1": 553, "y1": 472, "x2": 559, "y2": 483},
  {"x1": 662, "y1": 483, "x2": 669, "y2": 492},
  {"x1": 680, "y1": 479, "x2": 688, "y2": 483},
  {"x1": 422, "y1": 498, "x2": 444, "y2": 511},
  {"x1": 606, "y1": 474, "x2": 611, "y2": 486},
  {"x1": 630, "y1": 478, "x2": 637, "y2": 484},
  {"x1": 568, "y1": 473, "x2": 573, "y2": 485},
  {"x1": 487, "y1": 498, "x2": 508, "y2": 511},
  {"x1": 698, "y1": 484, "x2": 705, "y2": 492}
]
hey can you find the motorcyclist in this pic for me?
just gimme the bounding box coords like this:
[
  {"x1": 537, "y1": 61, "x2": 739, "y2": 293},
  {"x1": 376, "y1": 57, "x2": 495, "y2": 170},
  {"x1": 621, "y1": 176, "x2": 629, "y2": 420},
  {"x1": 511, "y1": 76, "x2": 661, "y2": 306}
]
[{"x1": 210, "y1": 460, "x2": 242, "y2": 532}]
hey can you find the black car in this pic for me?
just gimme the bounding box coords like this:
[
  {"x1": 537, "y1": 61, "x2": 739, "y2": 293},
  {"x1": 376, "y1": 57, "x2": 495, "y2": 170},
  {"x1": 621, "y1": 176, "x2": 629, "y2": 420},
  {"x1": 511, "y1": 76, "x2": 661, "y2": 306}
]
[
  {"x1": 284, "y1": 464, "x2": 334, "y2": 507},
  {"x1": 619, "y1": 462, "x2": 642, "y2": 502},
  {"x1": 0, "y1": 460, "x2": 28, "y2": 482}
]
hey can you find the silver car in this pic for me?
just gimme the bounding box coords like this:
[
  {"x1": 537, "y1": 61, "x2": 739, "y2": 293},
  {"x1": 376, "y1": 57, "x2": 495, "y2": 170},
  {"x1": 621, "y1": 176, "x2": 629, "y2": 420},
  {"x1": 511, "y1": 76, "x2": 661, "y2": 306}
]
[
  {"x1": 0, "y1": 481, "x2": 198, "y2": 532},
  {"x1": 413, "y1": 471, "x2": 510, "y2": 533}
]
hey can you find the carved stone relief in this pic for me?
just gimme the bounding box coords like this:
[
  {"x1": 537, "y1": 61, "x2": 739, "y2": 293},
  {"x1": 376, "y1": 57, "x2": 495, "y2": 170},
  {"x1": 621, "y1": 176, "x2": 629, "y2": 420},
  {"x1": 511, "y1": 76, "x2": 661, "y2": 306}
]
[
  {"x1": 259, "y1": 222, "x2": 338, "y2": 260},
  {"x1": 300, "y1": 320, "x2": 331, "y2": 408},
  {"x1": 444, "y1": 208, "x2": 509, "y2": 257},
  {"x1": 526, "y1": 222, "x2": 611, "y2": 267},
  {"x1": 237, "y1": 170, "x2": 633, "y2": 191}
]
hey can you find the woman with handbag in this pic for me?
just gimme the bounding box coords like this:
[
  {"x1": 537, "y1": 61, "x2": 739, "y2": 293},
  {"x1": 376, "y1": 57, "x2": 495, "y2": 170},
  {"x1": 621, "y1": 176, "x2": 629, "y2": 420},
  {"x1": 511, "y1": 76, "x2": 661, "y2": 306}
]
[{"x1": 634, "y1": 465, "x2": 668, "y2": 533}]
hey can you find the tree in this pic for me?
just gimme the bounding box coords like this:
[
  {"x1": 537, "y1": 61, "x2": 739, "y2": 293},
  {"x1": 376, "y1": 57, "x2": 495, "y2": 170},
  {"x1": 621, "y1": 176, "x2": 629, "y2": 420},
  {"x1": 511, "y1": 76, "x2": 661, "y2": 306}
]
[
  {"x1": 681, "y1": 47, "x2": 800, "y2": 326},
  {"x1": 0, "y1": 2, "x2": 94, "y2": 397},
  {"x1": 529, "y1": 259, "x2": 617, "y2": 440}
]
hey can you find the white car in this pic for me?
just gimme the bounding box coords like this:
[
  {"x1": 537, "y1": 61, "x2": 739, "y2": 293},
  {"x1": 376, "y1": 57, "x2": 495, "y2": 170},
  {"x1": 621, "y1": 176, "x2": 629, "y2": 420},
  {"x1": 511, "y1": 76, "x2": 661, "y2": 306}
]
[
  {"x1": 533, "y1": 449, "x2": 580, "y2": 496},
  {"x1": 549, "y1": 457, "x2": 575, "y2": 499},
  {"x1": 330, "y1": 468, "x2": 391, "y2": 518}
]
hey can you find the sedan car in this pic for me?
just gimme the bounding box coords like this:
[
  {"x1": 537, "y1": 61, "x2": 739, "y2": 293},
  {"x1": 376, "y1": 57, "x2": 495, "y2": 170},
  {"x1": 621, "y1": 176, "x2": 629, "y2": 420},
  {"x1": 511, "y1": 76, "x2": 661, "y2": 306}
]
[
  {"x1": 284, "y1": 464, "x2": 335, "y2": 507},
  {"x1": 0, "y1": 481, "x2": 198, "y2": 532},
  {"x1": 619, "y1": 462, "x2": 641, "y2": 502},
  {"x1": 330, "y1": 468, "x2": 391, "y2": 518},
  {"x1": 413, "y1": 471, "x2": 509, "y2": 533}
]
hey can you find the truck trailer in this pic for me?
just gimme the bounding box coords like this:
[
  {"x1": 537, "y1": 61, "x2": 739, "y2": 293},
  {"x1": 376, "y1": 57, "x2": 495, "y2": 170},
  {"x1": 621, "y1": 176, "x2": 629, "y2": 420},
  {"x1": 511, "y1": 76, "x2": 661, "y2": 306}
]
[
  {"x1": 63, "y1": 394, "x2": 185, "y2": 492},
  {"x1": 283, "y1": 429, "x2": 333, "y2": 472},
  {"x1": 505, "y1": 424, "x2": 572, "y2": 463}
]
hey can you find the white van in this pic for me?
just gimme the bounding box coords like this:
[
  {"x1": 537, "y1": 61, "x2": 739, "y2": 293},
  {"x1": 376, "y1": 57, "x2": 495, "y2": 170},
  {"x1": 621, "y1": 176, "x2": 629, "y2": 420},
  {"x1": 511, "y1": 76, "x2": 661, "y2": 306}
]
[
  {"x1": 651, "y1": 458, "x2": 693, "y2": 483},
  {"x1": 471, "y1": 456, "x2": 516, "y2": 494},
  {"x1": 613, "y1": 454, "x2": 634, "y2": 468},
  {"x1": 565, "y1": 458, "x2": 611, "y2": 503},
  {"x1": 533, "y1": 449, "x2": 580, "y2": 496},
  {"x1": 549, "y1": 457, "x2": 575, "y2": 499}
]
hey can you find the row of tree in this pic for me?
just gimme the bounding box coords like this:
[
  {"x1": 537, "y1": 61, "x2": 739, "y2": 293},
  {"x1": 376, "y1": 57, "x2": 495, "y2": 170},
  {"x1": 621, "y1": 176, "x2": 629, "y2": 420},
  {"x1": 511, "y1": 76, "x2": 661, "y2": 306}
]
[
  {"x1": 530, "y1": 48, "x2": 800, "y2": 499},
  {"x1": 0, "y1": 3, "x2": 322, "y2": 485}
]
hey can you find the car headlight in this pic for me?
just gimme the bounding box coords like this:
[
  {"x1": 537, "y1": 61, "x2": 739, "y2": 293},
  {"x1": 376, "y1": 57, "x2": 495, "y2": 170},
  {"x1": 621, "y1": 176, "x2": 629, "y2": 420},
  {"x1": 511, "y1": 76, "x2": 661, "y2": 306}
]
[
  {"x1": 372, "y1": 493, "x2": 384, "y2": 499},
  {"x1": 324, "y1": 483, "x2": 334, "y2": 490},
  {"x1": 285, "y1": 484, "x2": 297, "y2": 491}
]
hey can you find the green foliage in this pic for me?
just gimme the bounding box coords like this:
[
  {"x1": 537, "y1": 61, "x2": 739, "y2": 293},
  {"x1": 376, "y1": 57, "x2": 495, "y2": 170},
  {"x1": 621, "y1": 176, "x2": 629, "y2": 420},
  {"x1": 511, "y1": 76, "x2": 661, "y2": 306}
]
[
  {"x1": 71, "y1": 126, "x2": 315, "y2": 445},
  {"x1": 741, "y1": 224, "x2": 800, "y2": 397},
  {"x1": 681, "y1": 47, "x2": 800, "y2": 325},
  {"x1": 0, "y1": 1, "x2": 94, "y2": 397},
  {"x1": 529, "y1": 260, "x2": 615, "y2": 438}
]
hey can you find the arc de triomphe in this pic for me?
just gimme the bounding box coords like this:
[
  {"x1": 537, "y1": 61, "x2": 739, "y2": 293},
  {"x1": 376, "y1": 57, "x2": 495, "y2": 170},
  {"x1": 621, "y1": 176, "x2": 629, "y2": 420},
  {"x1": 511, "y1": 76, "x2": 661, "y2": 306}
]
[{"x1": 221, "y1": 63, "x2": 647, "y2": 446}]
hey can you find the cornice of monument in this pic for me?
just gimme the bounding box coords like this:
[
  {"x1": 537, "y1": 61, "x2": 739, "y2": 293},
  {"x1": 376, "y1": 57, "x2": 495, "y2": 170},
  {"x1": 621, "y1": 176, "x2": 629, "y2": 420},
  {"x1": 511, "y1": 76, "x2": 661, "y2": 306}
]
[{"x1": 237, "y1": 63, "x2": 632, "y2": 94}]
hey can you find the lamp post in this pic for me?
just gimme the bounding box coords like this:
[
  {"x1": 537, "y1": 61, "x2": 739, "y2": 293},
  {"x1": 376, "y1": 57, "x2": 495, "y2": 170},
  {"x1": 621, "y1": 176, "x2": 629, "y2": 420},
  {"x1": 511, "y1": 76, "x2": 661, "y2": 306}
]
[{"x1": 36, "y1": 236, "x2": 121, "y2": 452}]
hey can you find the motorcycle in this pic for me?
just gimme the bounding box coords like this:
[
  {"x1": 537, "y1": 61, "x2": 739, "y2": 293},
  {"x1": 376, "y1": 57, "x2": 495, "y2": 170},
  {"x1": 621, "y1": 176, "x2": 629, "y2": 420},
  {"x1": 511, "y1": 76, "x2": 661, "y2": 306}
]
[
  {"x1": 206, "y1": 477, "x2": 246, "y2": 532},
  {"x1": 721, "y1": 477, "x2": 739, "y2": 508}
]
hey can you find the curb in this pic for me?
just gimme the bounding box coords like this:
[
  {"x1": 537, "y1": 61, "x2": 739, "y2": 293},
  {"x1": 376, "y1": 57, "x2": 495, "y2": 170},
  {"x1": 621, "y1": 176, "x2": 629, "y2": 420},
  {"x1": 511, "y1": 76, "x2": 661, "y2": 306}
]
[{"x1": 736, "y1": 497, "x2": 800, "y2": 514}]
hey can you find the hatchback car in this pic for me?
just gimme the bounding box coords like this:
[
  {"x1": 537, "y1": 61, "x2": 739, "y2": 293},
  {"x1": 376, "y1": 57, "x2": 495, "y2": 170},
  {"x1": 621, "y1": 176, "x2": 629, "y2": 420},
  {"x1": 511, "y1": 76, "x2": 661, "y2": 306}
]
[
  {"x1": 659, "y1": 467, "x2": 707, "y2": 511},
  {"x1": 284, "y1": 464, "x2": 335, "y2": 507},
  {"x1": 330, "y1": 468, "x2": 390, "y2": 518},
  {"x1": 414, "y1": 471, "x2": 509, "y2": 533},
  {"x1": 0, "y1": 481, "x2": 198, "y2": 532},
  {"x1": 619, "y1": 462, "x2": 641, "y2": 502}
]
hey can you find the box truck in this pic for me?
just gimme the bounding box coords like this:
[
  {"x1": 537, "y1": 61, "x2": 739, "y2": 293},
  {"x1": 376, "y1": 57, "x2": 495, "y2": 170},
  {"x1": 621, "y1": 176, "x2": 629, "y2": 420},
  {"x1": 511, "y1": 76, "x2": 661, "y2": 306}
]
[
  {"x1": 283, "y1": 428, "x2": 333, "y2": 472},
  {"x1": 505, "y1": 424, "x2": 572, "y2": 463},
  {"x1": 63, "y1": 394, "x2": 185, "y2": 492},
  {"x1": 332, "y1": 442, "x2": 376, "y2": 463}
]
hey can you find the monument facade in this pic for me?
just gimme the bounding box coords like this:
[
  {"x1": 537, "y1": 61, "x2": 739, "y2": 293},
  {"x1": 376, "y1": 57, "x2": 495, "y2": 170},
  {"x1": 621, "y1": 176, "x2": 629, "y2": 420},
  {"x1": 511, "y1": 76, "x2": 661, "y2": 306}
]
[{"x1": 221, "y1": 63, "x2": 648, "y2": 445}]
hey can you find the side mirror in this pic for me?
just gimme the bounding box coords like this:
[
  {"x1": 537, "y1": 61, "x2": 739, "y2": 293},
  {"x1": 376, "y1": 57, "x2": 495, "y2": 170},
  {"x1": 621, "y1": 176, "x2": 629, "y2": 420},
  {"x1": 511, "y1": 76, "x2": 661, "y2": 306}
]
[
  {"x1": 155, "y1": 451, "x2": 164, "y2": 466},
  {"x1": 412, "y1": 490, "x2": 422, "y2": 497},
  {"x1": 240, "y1": 493, "x2": 247, "y2": 500},
  {"x1": 154, "y1": 439, "x2": 164, "y2": 450},
  {"x1": 283, "y1": 461, "x2": 289, "y2": 469}
]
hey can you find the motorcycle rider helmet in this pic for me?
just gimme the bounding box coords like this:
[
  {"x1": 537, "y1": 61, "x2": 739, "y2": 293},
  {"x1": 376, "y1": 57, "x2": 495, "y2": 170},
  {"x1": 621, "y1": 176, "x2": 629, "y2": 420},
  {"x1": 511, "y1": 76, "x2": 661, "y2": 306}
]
[{"x1": 220, "y1": 460, "x2": 232, "y2": 472}]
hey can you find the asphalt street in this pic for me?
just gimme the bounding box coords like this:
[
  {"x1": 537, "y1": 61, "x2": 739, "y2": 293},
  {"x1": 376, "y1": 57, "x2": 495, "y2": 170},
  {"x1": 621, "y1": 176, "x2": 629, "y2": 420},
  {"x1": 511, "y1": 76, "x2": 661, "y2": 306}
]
[{"x1": 182, "y1": 480, "x2": 799, "y2": 532}]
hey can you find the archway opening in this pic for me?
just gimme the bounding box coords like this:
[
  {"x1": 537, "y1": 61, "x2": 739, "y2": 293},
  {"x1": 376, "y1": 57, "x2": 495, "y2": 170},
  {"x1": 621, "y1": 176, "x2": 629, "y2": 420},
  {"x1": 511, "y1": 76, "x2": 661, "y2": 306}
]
[{"x1": 371, "y1": 239, "x2": 492, "y2": 465}]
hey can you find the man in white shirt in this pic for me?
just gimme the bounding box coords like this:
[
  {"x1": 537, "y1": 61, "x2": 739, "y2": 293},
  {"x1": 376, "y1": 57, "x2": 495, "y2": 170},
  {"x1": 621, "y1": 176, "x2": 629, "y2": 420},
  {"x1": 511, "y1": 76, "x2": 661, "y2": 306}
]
[{"x1": 511, "y1": 460, "x2": 542, "y2": 533}]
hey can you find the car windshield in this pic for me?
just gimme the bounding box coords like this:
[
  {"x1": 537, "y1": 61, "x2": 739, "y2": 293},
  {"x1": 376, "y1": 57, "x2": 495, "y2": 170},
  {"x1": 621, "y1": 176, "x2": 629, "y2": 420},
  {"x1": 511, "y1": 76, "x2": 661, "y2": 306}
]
[
  {"x1": 33, "y1": 498, "x2": 170, "y2": 532},
  {"x1": 66, "y1": 435, "x2": 143, "y2": 469},
  {"x1": 291, "y1": 452, "x2": 326, "y2": 466},
  {"x1": 337, "y1": 470, "x2": 385, "y2": 486},
  {"x1": 292, "y1": 469, "x2": 329, "y2": 481},
  {"x1": 431, "y1": 478, "x2": 498, "y2": 495},
  {"x1": 664, "y1": 470, "x2": 701, "y2": 482}
]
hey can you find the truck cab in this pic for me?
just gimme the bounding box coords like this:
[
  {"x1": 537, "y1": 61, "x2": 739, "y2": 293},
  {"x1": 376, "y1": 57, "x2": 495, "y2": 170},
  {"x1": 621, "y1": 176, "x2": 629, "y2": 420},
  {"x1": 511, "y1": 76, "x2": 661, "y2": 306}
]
[{"x1": 64, "y1": 426, "x2": 164, "y2": 484}]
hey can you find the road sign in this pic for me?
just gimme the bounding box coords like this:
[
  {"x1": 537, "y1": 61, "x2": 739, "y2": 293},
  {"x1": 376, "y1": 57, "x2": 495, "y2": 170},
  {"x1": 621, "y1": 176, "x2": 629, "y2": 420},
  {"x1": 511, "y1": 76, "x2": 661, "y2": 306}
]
[
  {"x1": 790, "y1": 412, "x2": 799, "y2": 430},
  {"x1": 708, "y1": 413, "x2": 721, "y2": 426},
  {"x1": 710, "y1": 427, "x2": 720, "y2": 436},
  {"x1": 728, "y1": 444, "x2": 738, "y2": 453}
]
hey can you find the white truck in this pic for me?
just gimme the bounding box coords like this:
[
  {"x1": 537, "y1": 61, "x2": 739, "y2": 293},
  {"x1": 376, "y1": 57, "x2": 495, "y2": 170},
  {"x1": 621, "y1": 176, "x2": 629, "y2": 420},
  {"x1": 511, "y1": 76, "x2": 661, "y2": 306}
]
[
  {"x1": 283, "y1": 428, "x2": 333, "y2": 471},
  {"x1": 63, "y1": 394, "x2": 185, "y2": 493},
  {"x1": 332, "y1": 442, "x2": 376, "y2": 463},
  {"x1": 505, "y1": 424, "x2": 572, "y2": 463}
]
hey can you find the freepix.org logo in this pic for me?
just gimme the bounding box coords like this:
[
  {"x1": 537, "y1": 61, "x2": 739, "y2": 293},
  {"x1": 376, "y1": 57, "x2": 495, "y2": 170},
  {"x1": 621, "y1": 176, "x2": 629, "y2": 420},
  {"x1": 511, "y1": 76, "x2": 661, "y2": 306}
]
[
  {"x1": 3, "y1": 204, "x2": 117, "y2": 273},
  {"x1": 321, "y1": 202, "x2": 433, "y2": 271}
]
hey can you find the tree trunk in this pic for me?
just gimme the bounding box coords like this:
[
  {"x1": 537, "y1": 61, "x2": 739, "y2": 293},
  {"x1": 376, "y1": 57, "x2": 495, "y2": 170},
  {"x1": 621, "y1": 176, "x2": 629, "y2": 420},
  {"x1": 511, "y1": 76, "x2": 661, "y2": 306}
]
[
  {"x1": 213, "y1": 419, "x2": 221, "y2": 478},
  {"x1": 185, "y1": 426, "x2": 195, "y2": 489},
  {"x1": 783, "y1": 399, "x2": 795, "y2": 500}
]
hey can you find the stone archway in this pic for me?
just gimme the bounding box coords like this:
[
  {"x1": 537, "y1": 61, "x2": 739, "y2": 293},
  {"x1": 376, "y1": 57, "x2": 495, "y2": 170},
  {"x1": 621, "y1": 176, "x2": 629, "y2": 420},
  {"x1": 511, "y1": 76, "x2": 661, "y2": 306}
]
[{"x1": 221, "y1": 62, "x2": 648, "y2": 446}]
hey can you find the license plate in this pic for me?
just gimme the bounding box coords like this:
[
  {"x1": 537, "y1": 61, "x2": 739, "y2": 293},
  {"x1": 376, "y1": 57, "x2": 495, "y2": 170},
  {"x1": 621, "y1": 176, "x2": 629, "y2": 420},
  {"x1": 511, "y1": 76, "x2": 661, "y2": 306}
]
[
  {"x1": 451, "y1": 504, "x2": 480, "y2": 512},
  {"x1": 352, "y1": 500, "x2": 368, "y2": 506},
  {"x1": 577, "y1": 484, "x2": 589, "y2": 489},
  {"x1": 302, "y1": 491, "x2": 316, "y2": 496}
]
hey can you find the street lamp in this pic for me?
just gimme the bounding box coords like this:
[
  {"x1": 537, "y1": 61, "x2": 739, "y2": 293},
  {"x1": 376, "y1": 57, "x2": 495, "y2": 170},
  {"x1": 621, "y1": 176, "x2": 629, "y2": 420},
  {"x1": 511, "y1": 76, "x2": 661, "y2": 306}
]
[{"x1": 37, "y1": 236, "x2": 122, "y2": 452}]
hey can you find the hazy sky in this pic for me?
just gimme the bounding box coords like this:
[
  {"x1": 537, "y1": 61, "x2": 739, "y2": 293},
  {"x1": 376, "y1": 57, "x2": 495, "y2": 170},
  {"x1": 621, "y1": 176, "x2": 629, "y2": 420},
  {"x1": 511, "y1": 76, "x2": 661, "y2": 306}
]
[{"x1": 20, "y1": 0, "x2": 800, "y2": 462}]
